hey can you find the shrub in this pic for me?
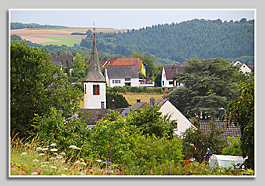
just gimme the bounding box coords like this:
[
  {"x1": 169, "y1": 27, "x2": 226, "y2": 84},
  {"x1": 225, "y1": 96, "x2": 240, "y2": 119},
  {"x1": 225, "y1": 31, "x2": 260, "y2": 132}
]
[
  {"x1": 222, "y1": 136, "x2": 242, "y2": 156},
  {"x1": 106, "y1": 93, "x2": 129, "y2": 108}
]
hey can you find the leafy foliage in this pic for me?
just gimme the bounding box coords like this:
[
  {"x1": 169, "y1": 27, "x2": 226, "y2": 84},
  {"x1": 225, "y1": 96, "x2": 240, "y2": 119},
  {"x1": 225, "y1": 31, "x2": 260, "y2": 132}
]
[
  {"x1": 72, "y1": 53, "x2": 85, "y2": 80},
  {"x1": 10, "y1": 41, "x2": 82, "y2": 138},
  {"x1": 226, "y1": 77, "x2": 254, "y2": 169},
  {"x1": 181, "y1": 120, "x2": 227, "y2": 163},
  {"x1": 222, "y1": 136, "x2": 242, "y2": 156},
  {"x1": 167, "y1": 57, "x2": 240, "y2": 119},
  {"x1": 106, "y1": 93, "x2": 129, "y2": 108},
  {"x1": 126, "y1": 104, "x2": 175, "y2": 139}
]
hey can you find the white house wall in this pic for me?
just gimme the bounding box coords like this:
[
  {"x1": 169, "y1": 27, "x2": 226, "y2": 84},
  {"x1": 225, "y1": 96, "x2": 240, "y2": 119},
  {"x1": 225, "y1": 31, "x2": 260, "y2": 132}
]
[
  {"x1": 161, "y1": 67, "x2": 174, "y2": 88},
  {"x1": 106, "y1": 78, "x2": 140, "y2": 87},
  {"x1": 239, "y1": 64, "x2": 252, "y2": 74},
  {"x1": 130, "y1": 78, "x2": 140, "y2": 87},
  {"x1": 159, "y1": 100, "x2": 194, "y2": 136},
  {"x1": 84, "y1": 82, "x2": 106, "y2": 109}
]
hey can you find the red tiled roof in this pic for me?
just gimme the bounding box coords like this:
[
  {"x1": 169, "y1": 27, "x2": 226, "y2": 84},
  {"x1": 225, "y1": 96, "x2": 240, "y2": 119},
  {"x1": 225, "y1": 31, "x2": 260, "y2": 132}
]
[
  {"x1": 100, "y1": 60, "x2": 108, "y2": 67},
  {"x1": 105, "y1": 57, "x2": 143, "y2": 71},
  {"x1": 112, "y1": 58, "x2": 143, "y2": 70}
]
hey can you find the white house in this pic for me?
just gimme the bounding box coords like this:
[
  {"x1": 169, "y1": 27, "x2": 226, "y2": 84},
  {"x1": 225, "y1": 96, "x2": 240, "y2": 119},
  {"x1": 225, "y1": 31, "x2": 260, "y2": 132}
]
[
  {"x1": 161, "y1": 65, "x2": 185, "y2": 91},
  {"x1": 231, "y1": 61, "x2": 252, "y2": 74},
  {"x1": 83, "y1": 34, "x2": 106, "y2": 109},
  {"x1": 157, "y1": 99, "x2": 195, "y2": 136},
  {"x1": 105, "y1": 65, "x2": 139, "y2": 87}
]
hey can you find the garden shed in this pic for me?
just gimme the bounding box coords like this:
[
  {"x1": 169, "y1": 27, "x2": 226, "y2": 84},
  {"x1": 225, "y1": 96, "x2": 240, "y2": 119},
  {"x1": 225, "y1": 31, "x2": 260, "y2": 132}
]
[{"x1": 209, "y1": 154, "x2": 246, "y2": 169}]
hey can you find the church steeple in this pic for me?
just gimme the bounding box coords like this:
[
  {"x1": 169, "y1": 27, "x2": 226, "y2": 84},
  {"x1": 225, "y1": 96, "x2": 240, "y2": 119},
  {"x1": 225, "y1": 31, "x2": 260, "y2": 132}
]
[
  {"x1": 84, "y1": 33, "x2": 105, "y2": 82},
  {"x1": 83, "y1": 32, "x2": 106, "y2": 109}
]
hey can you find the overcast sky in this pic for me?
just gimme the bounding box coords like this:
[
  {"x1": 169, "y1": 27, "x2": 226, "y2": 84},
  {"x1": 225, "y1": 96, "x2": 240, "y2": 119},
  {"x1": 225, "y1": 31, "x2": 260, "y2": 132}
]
[{"x1": 10, "y1": 9, "x2": 255, "y2": 29}]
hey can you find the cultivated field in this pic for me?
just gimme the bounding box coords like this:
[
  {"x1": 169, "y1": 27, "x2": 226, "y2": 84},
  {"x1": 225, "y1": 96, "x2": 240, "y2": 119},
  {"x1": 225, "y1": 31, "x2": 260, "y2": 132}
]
[
  {"x1": 10, "y1": 28, "x2": 130, "y2": 46},
  {"x1": 120, "y1": 92, "x2": 166, "y2": 105},
  {"x1": 79, "y1": 92, "x2": 166, "y2": 109}
]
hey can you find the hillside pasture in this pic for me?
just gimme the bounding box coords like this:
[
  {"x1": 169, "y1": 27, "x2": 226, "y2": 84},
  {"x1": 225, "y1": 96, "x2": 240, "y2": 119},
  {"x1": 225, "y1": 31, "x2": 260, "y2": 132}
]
[
  {"x1": 10, "y1": 28, "x2": 130, "y2": 45},
  {"x1": 39, "y1": 37, "x2": 82, "y2": 47}
]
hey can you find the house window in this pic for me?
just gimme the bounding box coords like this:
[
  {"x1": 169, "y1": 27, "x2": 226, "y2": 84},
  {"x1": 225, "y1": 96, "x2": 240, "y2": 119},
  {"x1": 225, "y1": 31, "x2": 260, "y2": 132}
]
[
  {"x1": 162, "y1": 81, "x2": 164, "y2": 86},
  {"x1": 125, "y1": 78, "x2": 131, "y2": 81},
  {"x1": 93, "y1": 84, "x2": 100, "y2": 95},
  {"x1": 169, "y1": 81, "x2": 174, "y2": 85},
  {"x1": 85, "y1": 84, "x2": 86, "y2": 94},
  {"x1": 112, "y1": 80, "x2": 121, "y2": 84}
]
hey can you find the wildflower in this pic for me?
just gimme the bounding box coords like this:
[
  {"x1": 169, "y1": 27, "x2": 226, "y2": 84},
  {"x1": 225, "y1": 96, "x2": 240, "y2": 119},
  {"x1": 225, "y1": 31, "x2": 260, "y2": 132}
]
[
  {"x1": 31, "y1": 172, "x2": 38, "y2": 175},
  {"x1": 60, "y1": 152, "x2": 66, "y2": 155},
  {"x1": 42, "y1": 148, "x2": 48, "y2": 151},
  {"x1": 64, "y1": 168, "x2": 68, "y2": 170},
  {"x1": 50, "y1": 165, "x2": 57, "y2": 169},
  {"x1": 75, "y1": 161, "x2": 81, "y2": 165},
  {"x1": 69, "y1": 145, "x2": 77, "y2": 149},
  {"x1": 20, "y1": 152, "x2": 27, "y2": 156},
  {"x1": 36, "y1": 147, "x2": 42, "y2": 151},
  {"x1": 34, "y1": 168, "x2": 42, "y2": 174},
  {"x1": 69, "y1": 145, "x2": 81, "y2": 150},
  {"x1": 96, "y1": 159, "x2": 102, "y2": 163},
  {"x1": 50, "y1": 148, "x2": 58, "y2": 152},
  {"x1": 38, "y1": 153, "x2": 45, "y2": 156},
  {"x1": 33, "y1": 159, "x2": 39, "y2": 162},
  {"x1": 56, "y1": 155, "x2": 63, "y2": 159},
  {"x1": 80, "y1": 162, "x2": 87, "y2": 166},
  {"x1": 50, "y1": 143, "x2": 56, "y2": 146},
  {"x1": 50, "y1": 157, "x2": 56, "y2": 160},
  {"x1": 41, "y1": 165, "x2": 48, "y2": 167}
]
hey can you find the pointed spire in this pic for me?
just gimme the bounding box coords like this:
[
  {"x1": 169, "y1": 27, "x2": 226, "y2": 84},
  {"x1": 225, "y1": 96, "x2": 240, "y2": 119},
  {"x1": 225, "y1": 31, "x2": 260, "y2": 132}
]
[{"x1": 84, "y1": 33, "x2": 105, "y2": 82}]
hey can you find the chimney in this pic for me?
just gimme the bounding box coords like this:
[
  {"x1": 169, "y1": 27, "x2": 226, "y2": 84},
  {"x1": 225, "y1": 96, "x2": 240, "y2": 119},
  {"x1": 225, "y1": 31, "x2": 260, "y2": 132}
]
[
  {"x1": 136, "y1": 99, "x2": 141, "y2": 103},
  {"x1": 218, "y1": 108, "x2": 225, "y2": 120},
  {"x1": 150, "y1": 97, "x2": 155, "y2": 107},
  {"x1": 111, "y1": 99, "x2": 116, "y2": 109}
]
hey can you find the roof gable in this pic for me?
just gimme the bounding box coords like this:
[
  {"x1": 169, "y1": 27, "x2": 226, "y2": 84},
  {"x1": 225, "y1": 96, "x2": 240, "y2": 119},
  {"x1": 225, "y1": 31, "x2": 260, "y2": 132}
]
[
  {"x1": 164, "y1": 65, "x2": 186, "y2": 80},
  {"x1": 51, "y1": 54, "x2": 74, "y2": 67}
]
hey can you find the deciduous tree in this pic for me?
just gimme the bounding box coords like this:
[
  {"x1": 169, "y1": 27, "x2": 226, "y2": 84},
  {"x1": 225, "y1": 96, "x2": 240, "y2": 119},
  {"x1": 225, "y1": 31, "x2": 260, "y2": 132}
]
[{"x1": 10, "y1": 41, "x2": 82, "y2": 138}]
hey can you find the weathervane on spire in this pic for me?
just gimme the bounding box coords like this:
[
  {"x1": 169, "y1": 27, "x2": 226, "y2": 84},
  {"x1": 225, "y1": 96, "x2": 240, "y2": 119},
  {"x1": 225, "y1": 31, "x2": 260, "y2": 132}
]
[{"x1": 93, "y1": 22, "x2": 96, "y2": 35}]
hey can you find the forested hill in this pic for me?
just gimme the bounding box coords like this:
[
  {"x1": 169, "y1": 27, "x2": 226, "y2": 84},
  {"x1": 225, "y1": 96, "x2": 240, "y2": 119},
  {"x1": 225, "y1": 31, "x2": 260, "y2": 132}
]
[{"x1": 80, "y1": 18, "x2": 254, "y2": 64}]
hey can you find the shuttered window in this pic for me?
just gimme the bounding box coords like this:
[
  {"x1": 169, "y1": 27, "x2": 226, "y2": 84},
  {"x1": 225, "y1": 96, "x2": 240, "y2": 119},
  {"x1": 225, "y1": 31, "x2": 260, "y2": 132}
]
[{"x1": 93, "y1": 85, "x2": 100, "y2": 95}]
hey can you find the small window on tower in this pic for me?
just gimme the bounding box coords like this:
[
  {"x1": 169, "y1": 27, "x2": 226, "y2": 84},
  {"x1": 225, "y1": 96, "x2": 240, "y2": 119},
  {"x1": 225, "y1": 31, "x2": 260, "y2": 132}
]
[{"x1": 93, "y1": 85, "x2": 100, "y2": 95}]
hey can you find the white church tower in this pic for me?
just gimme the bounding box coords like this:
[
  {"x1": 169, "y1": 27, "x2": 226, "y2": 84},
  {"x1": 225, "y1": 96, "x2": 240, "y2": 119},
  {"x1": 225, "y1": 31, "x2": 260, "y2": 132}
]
[{"x1": 83, "y1": 33, "x2": 106, "y2": 109}]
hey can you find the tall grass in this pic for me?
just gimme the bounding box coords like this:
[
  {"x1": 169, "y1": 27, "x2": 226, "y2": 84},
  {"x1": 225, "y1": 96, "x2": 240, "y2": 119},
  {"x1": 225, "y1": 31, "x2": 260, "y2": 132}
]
[
  {"x1": 10, "y1": 135, "x2": 255, "y2": 176},
  {"x1": 10, "y1": 135, "x2": 108, "y2": 176}
]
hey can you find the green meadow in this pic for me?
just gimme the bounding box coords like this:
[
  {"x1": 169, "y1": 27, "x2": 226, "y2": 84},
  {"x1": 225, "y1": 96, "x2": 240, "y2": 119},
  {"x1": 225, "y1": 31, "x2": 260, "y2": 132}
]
[{"x1": 39, "y1": 37, "x2": 82, "y2": 47}]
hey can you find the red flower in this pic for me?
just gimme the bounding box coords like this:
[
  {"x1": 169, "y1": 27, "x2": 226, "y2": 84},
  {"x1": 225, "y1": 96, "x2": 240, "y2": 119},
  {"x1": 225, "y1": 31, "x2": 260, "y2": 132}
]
[{"x1": 34, "y1": 168, "x2": 42, "y2": 174}]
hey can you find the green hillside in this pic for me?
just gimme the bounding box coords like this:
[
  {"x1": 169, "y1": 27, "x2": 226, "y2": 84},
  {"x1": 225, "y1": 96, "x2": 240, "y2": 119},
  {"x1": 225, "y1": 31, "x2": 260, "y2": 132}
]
[{"x1": 80, "y1": 18, "x2": 254, "y2": 64}]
